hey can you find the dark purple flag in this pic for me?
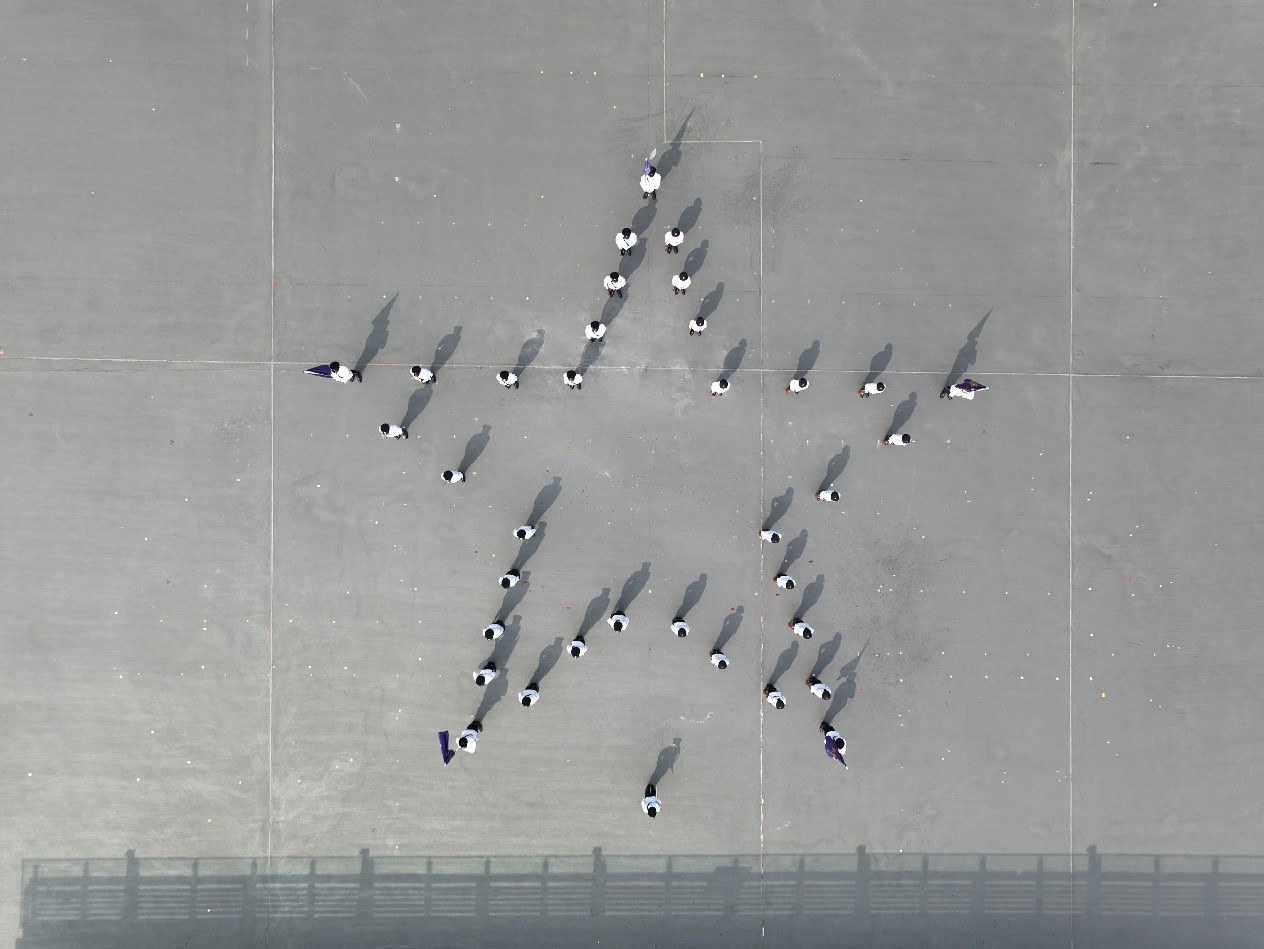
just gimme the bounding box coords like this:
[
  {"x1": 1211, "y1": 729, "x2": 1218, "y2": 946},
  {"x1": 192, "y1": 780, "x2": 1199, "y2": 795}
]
[
  {"x1": 437, "y1": 731, "x2": 456, "y2": 766},
  {"x1": 824, "y1": 736, "x2": 847, "y2": 769},
  {"x1": 305, "y1": 364, "x2": 333, "y2": 379}
]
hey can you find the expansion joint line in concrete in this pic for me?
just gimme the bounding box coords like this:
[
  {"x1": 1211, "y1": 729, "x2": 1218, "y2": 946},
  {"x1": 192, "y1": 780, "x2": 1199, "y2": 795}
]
[
  {"x1": 267, "y1": 0, "x2": 277, "y2": 884},
  {"x1": 1067, "y1": 0, "x2": 1077, "y2": 878}
]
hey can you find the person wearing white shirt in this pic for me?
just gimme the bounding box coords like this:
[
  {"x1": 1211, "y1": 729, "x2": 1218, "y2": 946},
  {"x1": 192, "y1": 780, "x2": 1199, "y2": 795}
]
[
  {"x1": 671, "y1": 272, "x2": 691, "y2": 295},
  {"x1": 710, "y1": 649, "x2": 729, "y2": 670},
  {"x1": 483, "y1": 622, "x2": 505, "y2": 641},
  {"x1": 882, "y1": 433, "x2": 913, "y2": 446},
  {"x1": 670, "y1": 618, "x2": 689, "y2": 638},
  {"x1": 710, "y1": 378, "x2": 729, "y2": 397},
  {"x1": 564, "y1": 370, "x2": 583, "y2": 391},
  {"x1": 789, "y1": 618, "x2": 814, "y2": 640},
  {"x1": 786, "y1": 377, "x2": 809, "y2": 394},
  {"x1": 764, "y1": 685, "x2": 787, "y2": 710},
  {"x1": 457, "y1": 720, "x2": 482, "y2": 752},
  {"x1": 942, "y1": 378, "x2": 989, "y2": 400},
  {"x1": 664, "y1": 227, "x2": 684, "y2": 253},
  {"x1": 497, "y1": 370, "x2": 519, "y2": 389},
  {"x1": 514, "y1": 525, "x2": 537, "y2": 540},
  {"x1": 688, "y1": 316, "x2": 707, "y2": 336},
  {"x1": 641, "y1": 784, "x2": 662, "y2": 817},
  {"x1": 858, "y1": 381, "x2": 885, "y2": 398},
  {"x1": 821, "y1": 722, "x2": 847, "y2": 768},
  {"x1": 473, "y1": 662, "x2": 498, "y2": 687},
  {"x1": 442, "y1": 469, "x2": 465, "y2": 484},
  {"x1": 585, "y1": 320, "x2": 607, "y2": 341},
  {"x1": 410, "y1": 365, "x2": 435, "y2": 384},
  {"x1": 816, "y1": 489, "x2": 840, "y2": 502},
  {"x1": 380, "y1": 423, "x2": 407, "y2": 439},
  {"x1": 499, "y1": 570, "x2": 521, "y2": 589},
  {"x1": 604, "y1": 272, "x2": 626, "y2": 298},
  {"x1": 519, "y1": 683, "x2": 540, "y2": 707},
  {"x1": 759, "y1": 529, "x2": 782, "y2": 544},
  {"x1": 328, "y1": 360, "x2": 362, "y2": 383},
  {"x1": 806, "y1": 675, "x2": 833, "y2": 701},
  {"x1": 568, "y1": 636, "x2": 588, "y2": 658},
  {"x1": 774, "y1": 574, "x2": 795, "y2": 590},
  {"x1": 616, "y1": 227, "x2": 639, "y2": 255},
  {"x1": 640, "y1": 166, "x2": 661, "y2": 199},
  {"x1": 607, "y1": 612, "x2": 629, "y2": 632}
]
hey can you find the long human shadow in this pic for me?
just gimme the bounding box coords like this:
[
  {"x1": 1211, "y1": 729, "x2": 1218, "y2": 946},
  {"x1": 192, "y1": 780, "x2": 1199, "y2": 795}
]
[
  {"x1": 432, "y1": 325, "x2": 462, "y2": 374},
  {"x1": 675, "y1": 573, "x2": 707, "y2": 618},
  {"x1": 864, "y1": 343, "x2": 893, "y2": 386},
  {"x1": 778, "y1": 530, "x2": 808, "y2": 574},
  {"x1": 352, "y1": 294, "x2": 396, "y2": 375},
  {"x1": 513, "y1": 329, "x2": 545, "y2": 377},
  {"x1": 796, "y1": 340, "x2": 821, "y2": 377},
  {"x1": 399, "y1": 386, "x2": 433, "y2": 430},
  {"x1": 677, "y1": 197, "x2": 702, "y2": 234},
  {"x1": 819, "y1": 446, "x2": 850, "y2": 492},
  {"x1": 631, "y1": 202, "x2": 657, "y2": 241},
  {"x1": 944, "y1": 309, "x2": 991, "y2": 389},
  {"x1": 649, "y1": 738, "x2": 682, "y2": 785},
  {"x1": 696, "y1": 282, "x2": 724, "y2": 324},
  {"x1": 511, "y1": 522, "x2": 546, "y2": 571},
  {"x1": 528, "y1": 477, "x2": 562, "y2": 525},
  {"x1": 530, "y1": 637, "x2": 566, "y2": 685},
  {"x1": 578, "y1": 588, "x2": 611, "y2": 636},
  {"x1": 811, "y1": 632, "x2": 843, "y2": 679},
  {"x1": 714, "y1": 606, "x2": 744, "y2": 651},
  {"x1": 497, "y1": 573, "x2": 530, "y2": 621},
  {"x1": 683, "y1": 239, "x2": 709, "y2": 278},
  {"x1": 770, "y1": 641, "x2": 799, "y2": 685},
  {"x1": 796, "y1": 575, "x2": 825, "y2": 619},
  {"x1": 489, "y1": 619, "x2": 520, "y2": 667},
  {"x1": 473, "y1": 671, "x2": 510, "y2": 722},
  {"x1": 616, "y1": 562, "x2": 651, "y2": 613},
  {"x1": 887, "y1": 392, "x2": 917, "y2": 437},
  {"x1": 601, "y1": 293, "x2": 627, "y2": 327},
  {"x1": 657, "y1": 109, "x2": 693, "y2": 178},
  {"x1": 763, "y1": 488, "x2": 793, "y2": 531},
  {"x1": 458, "y1": 424, "x2": 491, "y2": 473},
  {"x1": 721, "y1": 338, "x2": 748, "y2": 381},
  {"x1": 824, "y1": 641, "x2": 869, "y2": 721}
]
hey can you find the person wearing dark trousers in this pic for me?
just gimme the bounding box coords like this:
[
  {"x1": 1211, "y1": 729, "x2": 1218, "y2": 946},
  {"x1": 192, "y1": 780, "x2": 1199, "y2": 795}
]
[
  {"x1": 604, "y1": 272, "x2": 627, "y2": 298},
  {"x1": 457, "y1": 720, "x2": 483, "y2": 753},
  {"x1": 329, "y1": 360, "x2": 362, "y2": 383},
  {"x1": 641, "y1": 784, "x2": 662, "y2": 817},
  {"x1": 821, "y1": 722, "x2": 847, "y2": 768},
  {"x1": 806, "y1": 675, "x2": 833, "y2": 701},
  {"x1": 519, "y1": 683, "x2": 540, "y2": 707}
]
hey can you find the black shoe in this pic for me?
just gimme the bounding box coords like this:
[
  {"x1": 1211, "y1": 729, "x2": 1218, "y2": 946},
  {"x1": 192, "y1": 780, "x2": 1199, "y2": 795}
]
[
  {"x1": 402, "y1": 429, "x2": 409, "y2": 439},
  {"x1": 940, "y1": 388, "x2": 949, "y2": 399}
]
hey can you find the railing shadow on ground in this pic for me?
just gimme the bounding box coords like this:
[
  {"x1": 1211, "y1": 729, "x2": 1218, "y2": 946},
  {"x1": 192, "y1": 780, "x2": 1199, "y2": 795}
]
[{"x1": 17, "y1": 845, "x2": 1264, "y2": 949}]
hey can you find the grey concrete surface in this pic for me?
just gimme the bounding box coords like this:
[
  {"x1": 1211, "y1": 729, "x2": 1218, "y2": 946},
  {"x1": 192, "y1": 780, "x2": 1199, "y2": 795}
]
[{"x1": 3, "y1": 0, "x2": 1264, "y2": 946}]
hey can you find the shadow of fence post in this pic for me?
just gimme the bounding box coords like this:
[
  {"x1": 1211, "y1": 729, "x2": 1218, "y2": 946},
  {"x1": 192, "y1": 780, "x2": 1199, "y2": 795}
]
[
  {"x1": 664, "y1": 857, "x2": 674, "y2": 917},
  {"x1": 920, "y1": 856, "x2": 929, "y2": 915},
  {"x1": 1206, "y1": 857, "x2": 1220, "y2": 920},
  {"x1": 306, "y1": 859, "x2": 316, "y2": 920},
  {"x1": 357, "y1": 848, "x2": 374, "y2": 922},
  {"x1": 1086, "y1": 845, "x2": 1102, "y2": 919},
  {"x1": 476, "y1": 859, "x2": 492, "y2": 917},
  {"x1": 424, "y1": 859, "x2": 433, "y2": 917},
  {"x1": 591, "y1": 847, "x2": 607, "y2": 917},
  {"x1": 123, "y1": 850, "x2": 139, "y2": 922},
  {"x1": 1035, "y1": 856, "x2": 1044, "y2": 915},
  {"x1": 243, "y1": 859, "x2": 258, "y2": 932},
  {"x1": 973, "y1": 856, "x2": 986, "y2": 916},
  {"x1": 855, "y1": 845, "x2": 871, "y2": 920},
  {"x1": 794, "y1": 856, "x2": 806, "y2": 916},
  {"x1": 541, "y1": 857, "x2": 550, "y2": 917}
]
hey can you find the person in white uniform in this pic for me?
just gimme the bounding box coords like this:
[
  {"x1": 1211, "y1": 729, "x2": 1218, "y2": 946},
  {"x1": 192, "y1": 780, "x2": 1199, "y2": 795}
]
[
  {"x1": 616, "y1": 227, "x2": 638, "y2": 256},
  {"x1": 641, "y1": 784, "x2": 662, "y2": 817}
]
